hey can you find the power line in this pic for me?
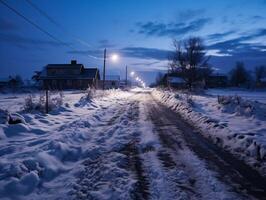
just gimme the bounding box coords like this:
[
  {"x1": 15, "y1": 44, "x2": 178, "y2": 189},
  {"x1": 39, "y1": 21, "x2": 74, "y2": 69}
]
[
  {"x1": 25, "y1": 0, "x2": 61, "y2": 27},
  {"x1": 0, "y1": 0, "x2": 73, "y2": 49},
  {"x1": 24, "y1": 0, "x2": 92, "y2": 48},
  {"x1": 0, "y1": 0, "x2": 102, "y2": 60}
]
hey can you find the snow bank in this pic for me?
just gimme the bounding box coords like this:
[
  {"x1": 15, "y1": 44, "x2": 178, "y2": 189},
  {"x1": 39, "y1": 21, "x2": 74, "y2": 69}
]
[
  {"x1": 152, "y1": 89, "x2": 266, "y2": 175},
  {"x1": 0, "y1": 89, "x2": 135, "y2": 199}
]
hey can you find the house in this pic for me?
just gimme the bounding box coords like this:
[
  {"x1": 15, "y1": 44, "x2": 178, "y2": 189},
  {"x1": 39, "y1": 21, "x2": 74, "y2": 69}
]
[
  {"x1": 0, "y1": 78, "x2": 10, "y2": 89},
  {"x1": 206, "y1": 73, "x2": 228, "y2": 88},
  {"x1": 100, "y1": 75, "x2": 120, "y2": 89},
  {"x1": 0, "y1": 77, "x2": 20, "y2": 89},
  {"x1": 167, "y1": 76, "x2": 186, "y2": 88},
  {"x1": 165, "y1": 73, "x2": 186, "y2": 89},
  {"x1": 39, "y1": 60, "x2": 100, "y2": 90}
]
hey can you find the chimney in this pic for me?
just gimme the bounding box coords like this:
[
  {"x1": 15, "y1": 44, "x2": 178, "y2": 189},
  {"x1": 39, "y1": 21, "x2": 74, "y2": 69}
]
[{"x1": 71, "y1": 60, "x2": 77, "y2": 65}]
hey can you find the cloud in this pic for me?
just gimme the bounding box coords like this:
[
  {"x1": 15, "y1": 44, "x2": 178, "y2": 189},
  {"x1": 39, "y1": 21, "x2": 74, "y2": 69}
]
[
  {"x1": 207, "y1": 31, "x2": 235, "y2": 40},
  {"x1": 177, "y1": 9, "x2": 206, "y2": 21},
  {"x1": 0, "y1": 18, "x2": 18, "y2": 31},
  {"x1": 69, "y1": 27, "x2": 266, "y2": 65},
  {"x1": 136, "y1": 18, "x2": 211, "y2": 37},
  {"x1": 120, "y1": 47, "x2": 173, "y2": 60},
  {"x1": 251, "y1": 15, "x2": 265, "y2": 20},
  {"x1": 68, "y1": 49, "x2": 103, "y2": 60},
  {"x1": 130, "y1": 61, "x2": 162, "y2": 66},
  {"x1": 98, "y1": 39, "x2": 116, "y2": 48},
  {"x1": 251, "y1": 28, "x2": 266, "y2": 38},
  {"x1": 208, "y1": 29, "x2": 266, "y2": 50},
  {"x1": 0, "y1": 33, "x2": 69, "y2": 48},
  {"x1": 68, "y1": 47, "x2": 173, "y2": 61}
]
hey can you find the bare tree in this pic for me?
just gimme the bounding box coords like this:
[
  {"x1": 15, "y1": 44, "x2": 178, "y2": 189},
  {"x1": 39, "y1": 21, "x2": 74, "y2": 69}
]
[{"x1": 170, "y1": 37, "x2": 211, "y2": 89}]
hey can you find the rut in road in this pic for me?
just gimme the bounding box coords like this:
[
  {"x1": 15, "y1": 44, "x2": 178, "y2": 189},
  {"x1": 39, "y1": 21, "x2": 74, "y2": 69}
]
[
  {"x1": 147, "y1": 93, "x2": 266, "y2": 200},
  {"x1": 72, "y1": 98, "x2": 152, "y2": 200}
]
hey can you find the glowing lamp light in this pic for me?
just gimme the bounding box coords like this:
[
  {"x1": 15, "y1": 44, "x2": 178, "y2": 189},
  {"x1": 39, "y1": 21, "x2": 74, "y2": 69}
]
[
  {"x1": 130, "y1": 71, "x2": 135, "y2": 76},
  {"x1": 111, "y1": 54, "x2": 119, "y2": 62}
]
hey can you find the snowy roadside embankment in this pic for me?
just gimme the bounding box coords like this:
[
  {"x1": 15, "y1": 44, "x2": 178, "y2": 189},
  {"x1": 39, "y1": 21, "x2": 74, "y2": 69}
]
[
  {"x1": 152, "y1": 89, "x2": 266, "y2": 175},
  {"x1": 0, "y1": 89, "x2": 136, "y2": 199}
]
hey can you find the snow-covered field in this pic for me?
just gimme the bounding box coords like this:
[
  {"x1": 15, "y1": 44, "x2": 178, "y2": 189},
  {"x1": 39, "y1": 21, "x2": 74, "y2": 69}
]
[
  {"x1": 206, "y1": 89, "x2": 266, "y2": 104},
  {"x1": 0, "y1": 89, "x2": 265, "y2": 199},
  {"x1": 152, "y1": 89, "x2": 266, "y2": 175},
  {"x1": 0, "y1": 90, "x2": 138, "y2": 199}
]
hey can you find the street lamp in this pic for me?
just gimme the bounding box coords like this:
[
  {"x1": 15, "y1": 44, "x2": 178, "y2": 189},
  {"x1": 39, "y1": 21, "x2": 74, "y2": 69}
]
[
  {"x1": 111, "y1": 54, "x2": 119, "y2": 62},
  {"x1": 102, "y1": 48, "x2": 119, "y2": 90}
]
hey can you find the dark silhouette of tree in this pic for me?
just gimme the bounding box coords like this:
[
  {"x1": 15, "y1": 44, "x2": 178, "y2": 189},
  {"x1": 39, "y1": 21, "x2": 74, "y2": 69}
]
[
  {"x1": 169, "y1": 37, "x2": 211, "y2": 89},
  {"x1": 255, "y1": 65, "x2": 266, "y2": 86},
  {"x1": 32, "y1": 71, "x2": 42, "y2": 85},
  {"x1": 230, "y1": 62, "x2": 249, "y2": 87},
  {"x1": 15, "y1": 75, "x2": 24, "y2": 86}
]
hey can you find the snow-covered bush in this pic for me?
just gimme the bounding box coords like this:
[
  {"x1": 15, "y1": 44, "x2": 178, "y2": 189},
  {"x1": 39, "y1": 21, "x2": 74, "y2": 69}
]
[
  {"x1": 23, "y1": 91, "x2": 64, "y2": 113},
  {"x1": 217, "y1": 95, "x2": 241, "y2": 105},
  {"x1": 85, "y1": 87, "x2": 96, "y2": 100},
  {"x1": 50, "y1": 91, "x2": 64, "y2": 108},
  {"x1": 217, "y1": 95, "x2": 258, "y2": 117},
  {"x1": 24, "y1": 95, "x2": 35, "y2": 111}
]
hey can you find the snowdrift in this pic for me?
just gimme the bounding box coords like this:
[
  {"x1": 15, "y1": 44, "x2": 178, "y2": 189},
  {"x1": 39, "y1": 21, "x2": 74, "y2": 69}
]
[{"x1": 152, "y1": 89, "x2": 266, "y2": 175}]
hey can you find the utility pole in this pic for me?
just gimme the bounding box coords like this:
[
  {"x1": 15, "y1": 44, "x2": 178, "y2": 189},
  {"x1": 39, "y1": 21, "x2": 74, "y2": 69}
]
[
  {"x1": 103, "y1": 48, "x2": 106, "y2": 90},
  {"x1": 125, "y1": 65, "x2": 128, "y2": 86},
  {"x1": 45, "y1": 90, "x2": 48, "y2": 113}
]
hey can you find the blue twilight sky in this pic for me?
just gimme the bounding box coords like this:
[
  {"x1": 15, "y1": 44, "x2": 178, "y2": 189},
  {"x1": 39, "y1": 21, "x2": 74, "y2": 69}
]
[{"x1": 0, "y1": 0, "x2": 266, "y2": 84}]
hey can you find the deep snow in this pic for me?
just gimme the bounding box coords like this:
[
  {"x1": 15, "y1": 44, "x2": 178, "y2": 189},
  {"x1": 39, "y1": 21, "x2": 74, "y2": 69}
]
[
  {"x1": 0, "y1": 89, "x2": 264, "y2": 199},
  {"x1": 152, "y1": 89, "x2": 266, "y2": 176}
]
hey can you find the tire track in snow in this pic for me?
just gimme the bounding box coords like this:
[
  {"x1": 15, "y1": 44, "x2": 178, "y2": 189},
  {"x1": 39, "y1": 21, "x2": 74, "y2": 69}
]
[
  {"x1": 72, "y1": 98, "x2": 149, "y2": 200},
  {"x1": 145, "y1": 93, "x2": 247, "y2": 200}
]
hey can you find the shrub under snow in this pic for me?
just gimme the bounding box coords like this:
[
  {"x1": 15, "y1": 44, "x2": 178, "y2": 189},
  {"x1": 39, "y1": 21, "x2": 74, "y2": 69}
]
[
  {"x1": 217, "y1": 95, "x2": 265, "y2": 119},
  {"x1": 23, "y1": 91, "x2": 64, "y2": 113}
]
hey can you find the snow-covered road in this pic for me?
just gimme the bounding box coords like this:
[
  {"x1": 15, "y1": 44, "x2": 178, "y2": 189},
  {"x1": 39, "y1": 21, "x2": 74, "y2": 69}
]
[{"x1": 0, "y1": 90, "x2": 265, "y2": 200}]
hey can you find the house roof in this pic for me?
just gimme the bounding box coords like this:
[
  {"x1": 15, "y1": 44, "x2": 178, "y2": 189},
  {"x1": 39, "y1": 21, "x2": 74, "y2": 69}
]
[
  {"x1": 83, "y1": 68, "x2": 99, "y2": 79},
  {"x1": 46, "y1": 64, "x2": 83, "y2": 69},
  {"x1": 40, "y1": 67, "x2": 99, "y2": 80}
]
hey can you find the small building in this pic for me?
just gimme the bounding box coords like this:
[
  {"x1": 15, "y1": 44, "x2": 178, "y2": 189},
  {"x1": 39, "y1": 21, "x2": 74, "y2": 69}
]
[
  {"x1": 39, "y1": 60, "x2": 100, "y2": 90},
  {"x1": 0, "y1": 77, "x2": 19, "y2": 89},
  {"x1": 167, "y1": 76, "x2": 186, "y2": 88},
  {"x1": 0, "y1": 78, "x2": 10, "y2": 89},
  {"x1": 100, "y1": 75, "x2": 120, "y2": 89}
]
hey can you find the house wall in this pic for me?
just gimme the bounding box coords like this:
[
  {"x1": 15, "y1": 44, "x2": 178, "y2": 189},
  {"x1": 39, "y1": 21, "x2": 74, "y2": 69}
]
[
  {"x1": 43, "y1": 79, "x2": 94, "y2": 90},
  {"x1": 47, "y1": 68, "x2": 80, "y2": 76},
  {"x1": 98, "y1": 80, "x2": 120, "y2": 89}
]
